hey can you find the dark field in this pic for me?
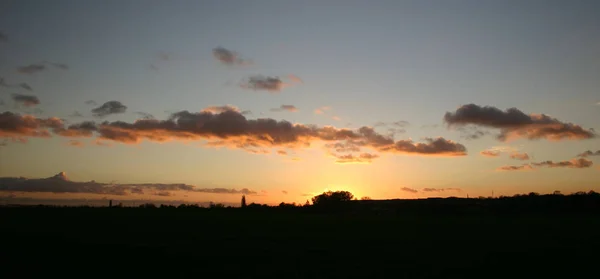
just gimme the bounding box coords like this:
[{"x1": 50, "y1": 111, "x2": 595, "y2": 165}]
[{"x1": 2, "y1": 206, "x2": 599, "y2": 278}]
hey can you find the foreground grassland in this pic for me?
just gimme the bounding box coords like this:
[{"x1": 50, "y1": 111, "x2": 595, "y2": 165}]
[{"x1": 2, "y1": 207, "x2": 599, "y2": 278}]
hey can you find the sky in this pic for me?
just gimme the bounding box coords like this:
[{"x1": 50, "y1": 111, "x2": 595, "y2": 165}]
[{"x1": 1, "y1": 0, "x2": 599, "y2": 206}]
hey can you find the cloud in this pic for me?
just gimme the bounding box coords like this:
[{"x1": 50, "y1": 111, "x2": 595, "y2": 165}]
[
  {"x1": 333, "y1": 153, "x2": 379, "y2": 164},
  {"x1": 135, "y1": 112, "x2": 155, "y2": 120},
  {"x1": 270, "y1": 105, "x2": 298, "y2": 112},
  {"x1": 480, "y1": 150, "x2": 501, "y2": 157},
  {"x1": 212, "y1": 47, "x2": 250, "y2": 66},
  {"x1": 509, "y1": 152, "x2": 530, "y2": 161},
  {"x1": 401, "y1": 187, "x2": 418, "y2": 193},
  {"x1": 531, "y1": 158, "x2": 593, "y2": 169},
  {"x1": 332, "y1": 116, "x2": 341, "y2": 121},
  {"x1": 69, "y1": 111, "x2": 84, "y2": 118},
  {"x1": 241, "y1": 75, "x2": 286, "y2": 92},
  {"x1": 17, "y1": 64, "x2": 47, "y2": 75},
  {"x1": 497, "y1": 165, "x2": 535, "y2": 171},
  {"x1": 0, "y1": 112, "x2": 63, "y2": 141},
  {"x1": 444, "y1": 104, "x2": 595, "y2": 141},
  {"x1": 498, "y1": 158, "x2": 593, "y2": 171},
  {"x1": 378, "y1": 137, "x2": 467, "y2": 156},
  {"x1": 11, "y1": 94, "x2": 40, "y2": 107},
  {"x1": 277, "y1": 150, "x2": 287, "y2": 155},
  {"x1": 92, "y1": 101, "x2": 127, "y2": 117},
  {"x1": 282, "y1": 190, "x2": 288, "y2": 194},
  {"x1": 43, "y1": 61, "x2": 69, "y2": 70},
  {"x1": 457, "y1": 126, "x2": 490, "y2": 140},
  {"x1": 577, "y1": 150, "x2": 600, "y2": 158},
  {"x1": 0, "y1": 31, "x2": 7, "y2": 42},
  {"x1": 6, "y1": 105, "x2": 468, "y2": 159},
  {"x1": 155, "y1": 191, "x2": 171, "y2": 196},
  {"x1": 314, "y1": 106, "x2": 331, "y2": 114},
  {"x1": 0, "y1": 78, "x2": 33, "y2": 91},
  {"x1": 422, "y1": 188, "x2": 462, "y2": 192},
  {"x1": 85, "y1": 100, "x2": 97, "y2": 106},
  {"x1": 0, "y1": 172, "x2": 258, "y2": 195},
  {"x1": 201, "y1": 105, "x2": 240, "y2": 114},
  {"x1": 18, "y1": 83, "x2": 33, "y2": 91},
  {"x1": 288, "y1": 75, "x2": 303, "y2": 84},
  {"x1": 67, "y1": 140, "x2": 84, "y2": 147}
]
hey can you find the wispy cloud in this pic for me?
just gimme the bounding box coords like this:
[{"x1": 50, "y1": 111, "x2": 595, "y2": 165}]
[
  {"x1": 85, "y1": 100, "x2": 97, "y2": 106},
  {"x1": 213, "y1": 47, "x2": 251, "y2": 66},
  {"x1": 422, "y1": 188, "x2": 462, "y2": 192},
  {"x1": 444, "y1": 104, "x2": 596, "y2": 141},
  {"x1": 401, "y1": 187, "x2": 418, "y2": 193},
  {"x1": 314, "y1": 106, "x2": 331, "y2": 114},
  {"x1": 67, "y1": 140, "x2": 84, "y2": 147},
  {"x1": 509, "y1": 152, "x2": 530, "y2": 161},
  {"x1": 91, "y1": 101, "x2": 127, "y2": 117},
  {"x1": 497, "y1": 165, "x2": 535, "y2": 171},
  {"x1": 0, "y1": 77, "x2": 33, "y2": 91},
  {"x1": 17, "y1": 61, "x2": 68, "y2": 75},
  {"x1": 498, "y1": 158, "x2": 593, "y2": 171},
  {"x1": 333, "y1": 153, "x2": 379, "y2": 164},
  {"x1": 0, "y1": 172, "x2": 258, "y2": 196},
  {"x1": 577, "y1": 150, "x2": 600, "y2": 158},
  {"x1": 282, "y1": 190, "x2": 288, "y2": 195},
  {"x1": 240, "y1": 75, "x2": 302, "y2": 92},
  {"x1": 135, "y1": 111, "x2": 155, "y2": 120},
  {"x1": 270, "y1": 105, "x2": 298, "y2": 112},
  {"x1": 12, "y1": 94, "x2": 40, "y2": 107}
]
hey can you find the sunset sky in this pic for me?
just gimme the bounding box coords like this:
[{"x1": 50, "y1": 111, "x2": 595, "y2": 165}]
[{"x1": 1, "y1": 0, "x2": 599, "y2": 206}]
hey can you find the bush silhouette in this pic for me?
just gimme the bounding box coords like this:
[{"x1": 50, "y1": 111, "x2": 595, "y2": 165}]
[{"x1": 311, "y1": 191, "x2": 354, "y2": 207}]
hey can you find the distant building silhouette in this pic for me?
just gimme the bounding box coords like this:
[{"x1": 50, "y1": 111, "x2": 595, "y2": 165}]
[
  {"x1": 109, "y1": 200, "x2": 112, "y2": 207},
  {"x1": 241, "y1": 195, "x2": 247, "y2": 208}
]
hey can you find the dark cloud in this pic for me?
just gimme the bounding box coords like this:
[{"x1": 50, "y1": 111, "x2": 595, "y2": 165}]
[
  {"x1": 422, "y1": 188, "x2": 462, "y2": 192},
  {"x1": 92, "y1": 101, "x2": 127, "y2": 117},
  {"x1": 0, "y1": 31, "x2": 7, "y2": 42},
  {"x1": 531, "y1": 158, "x2": 593, "y2": 169},
  {"x1": 282, "y1": 190, "x2": 288, "y2": 194},
  {"x1": 0, "y1": 112, "x2": 63, "y2": 141},
  {"x1": 509, "y1": 152, "x2": 530, "y2": 161},
  {"x1": 457, "y1": 125, "x2": 490, "y2": 140},
  {"x1": 401, "y1": 187, "x2": 418, "y2": 193},
  {"x1": 277, "y1": 150, "x2": 287, "y2": 155},
  {"x1": 135, "y1": 112, "x2": 154, "y2": 120},
  {"x1": 270, "y1": 105, "x2": 298, "y2": 112},
  {"x1": 444, "y1": 104, "x2": 596, "y2": 141},
  {"x1": 378, "y1": 137, "x2": 467, "y2": 156},
  {"x1": 155, "y1": 191, "x2": 171, "y2": 197},
  {"x1": 333, "y1": 153, "x2": 379, "y2": 164},
  {"x1": 17, "y1": 64, "x2": 46, "y2": 75},
  {"x1": 201, "y1": 105, "x2": 241, "y2": 114},
  {"x1": 0, "y1": 172, "x2": 258, "y2": 195},
  {"x1": 241, "y1": 75, "x2": 285, "y2": 92},
  {"x1": 54, "y1": 121, "x2": 98, "y2": 137},
  {"x1": 12, "y1": 94, "x2": 40, "y2": 107},
  {"x1": 212, "y1": 47, "x2": 250, "y2": 66},
  {"x1": 577, "y1": 150, "x2": 600, "y2": 158},
  {"x1": 85, "y1": 100, "x2": 97, "y2": 106},
  {"x1": 0, "y1": 78, "x2": 33, "y2": 91}
]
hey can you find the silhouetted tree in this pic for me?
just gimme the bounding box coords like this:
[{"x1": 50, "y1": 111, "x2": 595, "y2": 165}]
[
  {"x1": 361, "y1": 196, "x2": 372, "y2": 200},
  {"x1": 311, "y1": 190, "x2": 354, "y2": 207},
  {"x1": 241, "y1": 195, "x2": 247, "y2": 208}
]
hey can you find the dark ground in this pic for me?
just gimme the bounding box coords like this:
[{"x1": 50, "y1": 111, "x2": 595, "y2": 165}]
[{"x1": 1, "y1": 206, "x2": 599, "y2": 278}]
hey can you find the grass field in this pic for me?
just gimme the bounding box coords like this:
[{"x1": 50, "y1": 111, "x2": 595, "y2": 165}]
[{"x1": 2, "y1": 207, "x2": 599, "y2": 278}]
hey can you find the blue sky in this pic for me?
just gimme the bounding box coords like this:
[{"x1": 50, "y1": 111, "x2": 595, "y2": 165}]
[{"x1": 1, "y1": 0, "x2": 599, "y2": 204}]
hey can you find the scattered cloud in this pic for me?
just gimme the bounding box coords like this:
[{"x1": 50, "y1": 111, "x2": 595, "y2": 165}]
[
  {"x1": 67, "y1": 140, "x2": 84, "y2": 147},
  {"x1": 18, "y1": 83, "x2": 33, "y2": 91},
  {"x1": 480, "y1": 150, "x2": 501, "y2": 157},
  {"x1": 444, "y1": 104, "x2": 596, "y2": 141},
  {"x1": 332, "y1": 116, "x2": 341, "y2": 121},
  {"x1": 212, "y1": 47, "x2": 250, "y2": 66},
  {"x1": 422, "y1": 188, "x2": 462, "y2": 192},
  {"x1": 270, "y1": 105, "x2": 298, "y2": 112},
  {"x1": 401, "y1": 187, "x2": 418, "y2": 193},
  {"x1": 509, "y1": 152, "x2": 530, "y2": 161},
  {"x1": 378, "y1": 137, "x2": 467, "y2": 156},
  {"x1": 531, "y1": 158, "x2": 593, "y2": 169},
  {"x1": 85, "y1": 100, "x2": 97, "y2": 106},
  {"x1": 0, "y1": 172, "x2": 258, "y2": 195},
  {"x1": 457, "y1": 125, "x2": 490, "y2": 140},
  {"x1": 314, "y1": 106, "x2": 331, "y2": 114},
  {"x1": 497, "y1": 165, "x2": 535, "y2": 171},
  {"x1": 17, "y1": 64, "x2": 46, "y2": 74},
  {"x1": 288, "y1": 75, "x2": 303, "y2": 84},
  {"x1": 201, "y1": 105, "x2": 240, "y2": 114},
  {"x1": 0, "y1": 78, "x2": 33, "y2": 91},
  {"x1": 91, "y1": 101, "x2": 127, "y2": 117},
  {"x1": 498, "y1": 158, "x2": 593, "y2": 171},
  {"x1": 577, "y1": 150, "x2": 600, "y2": 158},
  {"x1": 282, "y1": 190, "x2": 288, "y2": 195},
  {"x1": 11, "y1": 94, "x2": 40, "y2": 107},
  {"x1": 277, "y1": 150, "x2": 287, "y2": 155},
  {"x1": 241, "y1": 75, "x2": 285, "y2": 92},
  {"x1": 43, "y1": 61, "x2": 69, "y2": 70},
  {"x1": 333, "y1": 153, "x2": 379, "y2": 164},
  {"x1": 69, "y1": 111, "x2": 84, "y2": 118},
  {"x1": 135, "y1": 112, "x2": 155, "y2": 120}
]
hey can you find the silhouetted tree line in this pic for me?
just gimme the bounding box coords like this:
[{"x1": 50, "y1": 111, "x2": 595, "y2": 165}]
[{"x1": 3, "y1": 190, "x2": 600, "y2": 215}]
